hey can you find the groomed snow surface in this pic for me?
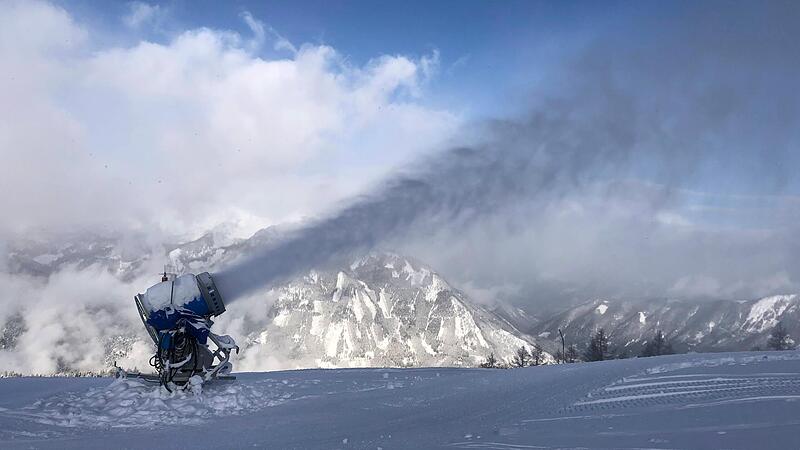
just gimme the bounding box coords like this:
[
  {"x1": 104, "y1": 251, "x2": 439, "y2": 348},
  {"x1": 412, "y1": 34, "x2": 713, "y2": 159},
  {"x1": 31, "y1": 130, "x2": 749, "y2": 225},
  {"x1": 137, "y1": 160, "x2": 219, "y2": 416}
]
[{"x1": 2, "y1": 351, "x2": 800, "y2": 449}]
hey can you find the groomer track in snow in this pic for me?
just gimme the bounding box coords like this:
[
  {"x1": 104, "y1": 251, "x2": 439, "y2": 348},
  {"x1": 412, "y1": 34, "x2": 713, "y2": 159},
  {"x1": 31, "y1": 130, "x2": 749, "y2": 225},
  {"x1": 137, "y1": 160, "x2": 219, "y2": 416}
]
[{"x1": 2, "y1": 351, "x2": 800, "y2": 449}]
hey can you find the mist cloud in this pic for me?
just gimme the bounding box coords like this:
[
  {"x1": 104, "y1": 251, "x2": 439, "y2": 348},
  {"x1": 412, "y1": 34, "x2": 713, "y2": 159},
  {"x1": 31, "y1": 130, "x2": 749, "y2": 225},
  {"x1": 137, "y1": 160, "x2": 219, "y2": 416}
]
[
  {"x1": 405, "y1": 1, "x2": 800, "y2": 306},
  {"x1": 217, "y1": 1, "x2": 800, "y2": 306}
]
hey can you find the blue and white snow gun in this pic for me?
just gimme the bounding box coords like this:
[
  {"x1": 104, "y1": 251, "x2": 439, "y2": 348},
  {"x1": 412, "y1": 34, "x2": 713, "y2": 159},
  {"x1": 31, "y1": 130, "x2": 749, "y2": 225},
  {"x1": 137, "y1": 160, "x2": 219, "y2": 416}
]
[{"x1": 131, "y1": 272, "x2": 238, "y2": 388}]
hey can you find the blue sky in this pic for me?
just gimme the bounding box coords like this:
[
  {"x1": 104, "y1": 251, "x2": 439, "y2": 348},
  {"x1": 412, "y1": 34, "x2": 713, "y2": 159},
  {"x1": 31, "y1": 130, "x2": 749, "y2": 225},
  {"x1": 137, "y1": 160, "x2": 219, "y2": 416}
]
[{"x1": 57, "y1": 0, "x2": 636, "y2": 118}]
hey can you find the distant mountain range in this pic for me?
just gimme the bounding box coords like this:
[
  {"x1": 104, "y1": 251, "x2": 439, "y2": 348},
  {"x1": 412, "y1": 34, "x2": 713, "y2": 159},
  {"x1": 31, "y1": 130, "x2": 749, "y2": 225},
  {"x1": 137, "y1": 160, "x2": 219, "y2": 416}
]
[
  {"x1": 527, "y1": 296, "x2": 799, "y2": 356},
  {"x1": 2, "y1": 227, "x2": 796, "y2": 374}
]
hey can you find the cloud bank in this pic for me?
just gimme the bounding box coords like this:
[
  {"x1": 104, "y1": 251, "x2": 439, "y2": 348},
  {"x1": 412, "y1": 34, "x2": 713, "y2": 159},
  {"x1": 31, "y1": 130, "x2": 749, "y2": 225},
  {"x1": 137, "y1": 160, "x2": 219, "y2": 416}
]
[{"x1": 0, "y1": 0, "x2": 458, "y2": 241}]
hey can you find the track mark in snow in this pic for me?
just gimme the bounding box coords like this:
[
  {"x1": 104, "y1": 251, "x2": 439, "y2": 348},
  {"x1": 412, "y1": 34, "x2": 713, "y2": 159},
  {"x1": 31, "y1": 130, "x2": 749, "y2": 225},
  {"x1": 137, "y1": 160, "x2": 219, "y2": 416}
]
[
  {"x1": 605, "y1": 377, "x2": 741, "y2": 391},
  {"x1": 576, "y1": 389, "x2": 717, "y2": 406},
  {"x1": 622, "y1": 371, "x2": 800, "y2": 383},
  {"x1": 683, "y1": 395, "x2": 800, "y2": 408},
  {"x1": 521, "y1": 413, "x2": 630, "y2": 423},
  {"x1": 569, "y1": 368, "x2": 800, "y2": 412},
  {"x1": 447, "y1": 442, "x2": 549, "y2": 449}
]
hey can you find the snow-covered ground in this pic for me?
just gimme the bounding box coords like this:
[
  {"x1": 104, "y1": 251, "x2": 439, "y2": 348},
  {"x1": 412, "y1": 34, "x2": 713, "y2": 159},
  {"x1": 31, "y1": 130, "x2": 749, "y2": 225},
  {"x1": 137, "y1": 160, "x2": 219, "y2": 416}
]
[{"x1": 2, "y1": 351, "x2": 800, "y2": 449}]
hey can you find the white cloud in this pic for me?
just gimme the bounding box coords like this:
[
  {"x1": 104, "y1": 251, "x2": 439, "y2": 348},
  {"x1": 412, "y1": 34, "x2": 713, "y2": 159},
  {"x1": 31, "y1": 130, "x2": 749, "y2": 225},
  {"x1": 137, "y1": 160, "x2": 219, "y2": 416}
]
[
  {"x1": 669, "y1": 275, "x2": 722, "y2": 299},
  {"x1": 240, "y1": 11, "x2": 265, "y2": 50},
  {"x1": 240, "y1": 11, "x2": 298, "y2": 54},
  {"x1": 123, "y1": 1, "x2": 161, "y2": 29},
  {"x1": 0, "y1": 0, "x2": 459, "y2": 240}
]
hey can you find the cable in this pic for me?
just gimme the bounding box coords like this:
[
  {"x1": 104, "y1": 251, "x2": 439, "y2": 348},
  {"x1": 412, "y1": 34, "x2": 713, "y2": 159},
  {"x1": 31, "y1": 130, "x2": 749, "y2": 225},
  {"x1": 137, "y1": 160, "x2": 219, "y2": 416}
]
[{"x1": 148, "y1": 320, "x2": 200, "y2": 392}]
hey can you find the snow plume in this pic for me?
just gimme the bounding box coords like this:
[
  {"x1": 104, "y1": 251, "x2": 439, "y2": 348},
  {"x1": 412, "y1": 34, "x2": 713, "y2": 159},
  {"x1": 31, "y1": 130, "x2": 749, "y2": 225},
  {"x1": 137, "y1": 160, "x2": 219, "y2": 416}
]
[
  {"x1": 215, "y1": 104, "x2": 638, "y2": 301},
  {"x1": 0, "y1": 260, "x2": 326, "y2": 375},
  {"x1": 217, "y1": 1, "x2": 800, "y2": 305},
  {"x1": 0, "y1": 266, "x2": 152, "y2": 374}
]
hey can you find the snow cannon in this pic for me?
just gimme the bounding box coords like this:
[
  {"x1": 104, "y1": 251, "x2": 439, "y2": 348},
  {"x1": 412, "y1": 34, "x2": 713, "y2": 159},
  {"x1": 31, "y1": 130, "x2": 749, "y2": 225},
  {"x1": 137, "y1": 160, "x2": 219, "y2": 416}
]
[{"x1": 130, "y1": 272, "x2": 238, "y2": 389}]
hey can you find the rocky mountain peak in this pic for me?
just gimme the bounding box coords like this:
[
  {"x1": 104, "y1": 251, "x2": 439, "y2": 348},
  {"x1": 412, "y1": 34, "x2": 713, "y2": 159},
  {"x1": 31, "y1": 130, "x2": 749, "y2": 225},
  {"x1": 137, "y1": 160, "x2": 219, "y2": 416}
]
[{"x1": 236, "y1": 252, "x2": 538, "y2": 370}]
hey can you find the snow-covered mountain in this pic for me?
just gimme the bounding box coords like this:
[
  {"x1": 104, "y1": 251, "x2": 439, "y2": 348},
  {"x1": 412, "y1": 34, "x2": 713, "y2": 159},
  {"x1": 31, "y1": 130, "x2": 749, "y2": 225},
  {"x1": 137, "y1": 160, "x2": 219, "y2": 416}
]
[
  {"x1": 489, "y1": 302, "x2": 541, "y2": 335},
  {"x1": 4, "y1": 226, "x2": 797, "y2": 372},
  {"x1": 166, "y1": 232, "x2": 542, "y2": 368},
  {"x1": 5, "y1": 233, "x2": 151, "y2": 280},
  {"x1": 531, "y1": 296, "x2": 800, "y2": 355},
  {"x1": 0, "y1": 230, "x2": 537, "y2": 373},
  {"x1": 3, "y1": 224, "x2": 252, "y2": 281},
  {"x1": 238, "y1": 253, "x2": 534, "y2": 368}
]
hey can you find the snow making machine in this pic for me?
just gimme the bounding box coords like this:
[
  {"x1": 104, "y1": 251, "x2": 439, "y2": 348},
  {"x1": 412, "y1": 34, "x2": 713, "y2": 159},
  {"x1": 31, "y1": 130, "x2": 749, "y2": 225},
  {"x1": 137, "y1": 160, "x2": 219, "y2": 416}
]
[{"x1": 122, "y1": 272, "x2": 238, "y2": 390}]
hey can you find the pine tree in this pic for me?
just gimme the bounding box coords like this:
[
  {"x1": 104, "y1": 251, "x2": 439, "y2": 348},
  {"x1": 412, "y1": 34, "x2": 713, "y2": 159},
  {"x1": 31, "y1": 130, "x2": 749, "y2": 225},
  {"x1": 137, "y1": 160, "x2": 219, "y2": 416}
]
[
  {"x1": 512, "y1": 345, "x2": 531, "y2": 367},
  {"x1": 640, "y1": 329, "x2": 674, "y2": 357},
  {"x1": 565, "y1": 344, "x2": 579, "y2": 363},
  {"x1": 480, "y1": 352, "x2": 498, "y2": 368},
  {"x1": 584, "y1": 328, "x2": 609, "y2": 362},
  {"x1": 530, "y1": 343, "x2": 545, "y2": 366},
  {"x1": 767, "y1": 322, "x2": 794, "y2": 351}
]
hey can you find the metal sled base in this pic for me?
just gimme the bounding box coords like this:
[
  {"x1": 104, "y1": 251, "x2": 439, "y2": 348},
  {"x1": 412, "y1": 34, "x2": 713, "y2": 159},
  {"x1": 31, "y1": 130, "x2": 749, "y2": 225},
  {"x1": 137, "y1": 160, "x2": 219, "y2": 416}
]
[{"x1": 114, "y1": 366, "x2": 236, "y2": 384}]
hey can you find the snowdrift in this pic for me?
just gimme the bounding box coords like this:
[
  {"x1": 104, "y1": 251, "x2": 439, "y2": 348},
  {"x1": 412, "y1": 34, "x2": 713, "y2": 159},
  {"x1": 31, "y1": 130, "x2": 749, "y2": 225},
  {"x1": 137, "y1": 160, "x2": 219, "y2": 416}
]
[{"x1": 2, "y1": 351, "x2": 800, "y2": 449}]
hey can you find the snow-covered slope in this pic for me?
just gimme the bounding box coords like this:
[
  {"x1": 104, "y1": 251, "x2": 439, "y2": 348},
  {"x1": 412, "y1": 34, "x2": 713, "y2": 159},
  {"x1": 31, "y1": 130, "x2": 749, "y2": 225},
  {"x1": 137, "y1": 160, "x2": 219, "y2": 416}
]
[
  {"x1": 532, "y1": 296, "x2": 800, "y2": 355},
  {"x1": 2, "y1": 351, "x2": 800, "y2": 449},
  {"x1": 239, "y1": 253, "x2": 534, "y2": 368}
]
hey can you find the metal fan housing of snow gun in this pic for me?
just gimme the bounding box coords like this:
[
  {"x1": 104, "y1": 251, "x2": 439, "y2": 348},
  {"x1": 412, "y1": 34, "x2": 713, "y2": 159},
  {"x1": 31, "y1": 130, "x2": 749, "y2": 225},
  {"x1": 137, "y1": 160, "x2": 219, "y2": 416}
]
[{"x1": 128, "y1": 272, "x2": 238, "y2": 389}]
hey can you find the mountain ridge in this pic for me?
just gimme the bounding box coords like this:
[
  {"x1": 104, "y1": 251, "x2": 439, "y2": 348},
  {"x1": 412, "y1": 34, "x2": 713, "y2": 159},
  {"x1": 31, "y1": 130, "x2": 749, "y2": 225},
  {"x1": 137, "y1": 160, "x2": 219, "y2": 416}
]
[
  {"x1": 1, "y1": 230, "x2": 541, "y2": 373},
  {"x1": 2, "y1": 227, "x2": 797, "y2": 373},
  {"x1": 530, "y1": 295, "x2": 800, "y2": 355}
]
